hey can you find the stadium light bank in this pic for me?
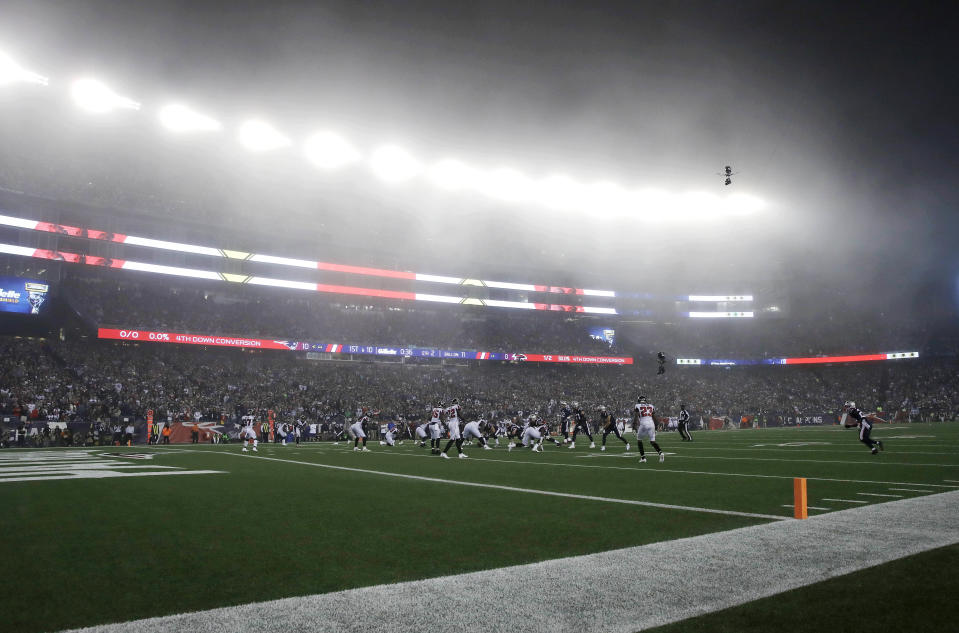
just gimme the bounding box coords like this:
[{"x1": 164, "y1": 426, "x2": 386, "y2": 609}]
[
  {"x1": 0, "y1": 51, "x2": 48, "y2": 86},
  {"x1": 71, "y1": 78, "x2": 140, "y2": 113},
  {"x1": 6, "y1": 49, "x2": 768, "y2": 220},
  {"x1": 158, "y1": 104, "x2": 221, "y2": 133}
]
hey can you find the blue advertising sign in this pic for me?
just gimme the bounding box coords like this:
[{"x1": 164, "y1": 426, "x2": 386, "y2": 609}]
[{"x1": 0, "y1": 277, "x2": 50, "y2": 314}]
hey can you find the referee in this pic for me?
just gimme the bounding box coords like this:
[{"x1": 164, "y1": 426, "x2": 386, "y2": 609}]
[{"x1": 678, "y1": 404, "x2": 692, "y2": 441}]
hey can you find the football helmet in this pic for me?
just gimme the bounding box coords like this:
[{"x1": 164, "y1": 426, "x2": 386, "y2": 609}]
[
  {"x1": 597, "y1": 405, "x2": 607, "y2": 412},
  {"x1": 637, "y1": 396, "x2": 648, "y2": 404},
  {"x1": 844, "y1": 401, "x2": 855, "y2": 408},
  {"x1": 571, "y1": 401, "x2": 580, "y2": 410}
]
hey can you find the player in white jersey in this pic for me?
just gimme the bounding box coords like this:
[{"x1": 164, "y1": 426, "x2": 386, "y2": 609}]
[
  {"x1": 462, "y1": 418, "x2": 492, "y2": 450},
  {"x1": 415, "y1": 421, "x2": 430, "y2": 447},
  {"x1": 428, "y1": 402, "x2": 444, "y2": 454},
  {"x1": 508, "y1": 415, "x2": 548, "y2": 452},
  {"x1": 350, "y1": 409, "x2": 371, "y2": 452},
  {"x1": 240, "y1": 418, "x2": 258, "y2": 452},
  {"x1": 441, "y1": 398, "x2": 467, "y2": 458},
  {"x1": 382, "y1": 422, "x2": 402, "y2": 447},
  {"x1": 632, "y1": 396, "x2": 664, "y2": 463}
]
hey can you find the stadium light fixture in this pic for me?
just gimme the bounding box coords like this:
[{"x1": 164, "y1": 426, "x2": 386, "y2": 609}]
[
  {"x1": 587, "y1": 181, "x2": 633, "y2": 216},
  {"x1": 724, "y1": 192, "x2": 766, "y2": 215},
  {"x1": 158, "y1": 103, "x2": 221, "y2": 133},
  {"x1": 303, "y1": 131, "x2": 361, "y2": 169},
  {"x1": 237, "y1": 119, "x2": 290, "y2": 152},
  {"x1": 428, "y1": 159, "x2": 476, "y2": 191},
  {"x1": 370, "y1": 145, "x2": 421, "y2": 183},
  {"x1": 538, "y1": 174, "x2": 584, "y2": 210},
  {"x1": 478, "y1": 167, "x2": 535, "y2": 202},
  {"x1": 71, "y1": 78, "x2": 140, "y2": 113},
  {"x1": 0, "y1": 52, "x2": 48, "y2": 86}
]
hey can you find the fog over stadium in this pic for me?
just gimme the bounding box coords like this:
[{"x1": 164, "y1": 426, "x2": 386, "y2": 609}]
[
  {"x1": 1, "y1": 0, "x2": 957, "y2": 315},
  {"x1": 3, "y1": 4, "x2": 959, "y2": 633}
]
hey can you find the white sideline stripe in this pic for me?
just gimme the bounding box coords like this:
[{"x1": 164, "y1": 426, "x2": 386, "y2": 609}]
[
  {"x1": 666, "y1": 453, "x2": 959, "y2": 468},
  {"x1": 346, "y1": 446, "x2": 959, "y2": 489},
  {"x1": 821, "y1": 498, "x2": 868, "y2": 503},
  {"x1": 888, "y1": 488, "x2": 931, "y2": 492},
  {"x1": 215, "y1": 452, "x2": 788, "y2": 521},
  {"x1": 857, "y1": 492, "x2": 903, "y2": 498},
  {"x1": 945, "y1": 479, "x2": 959, "y2": 482},
  {"x1": 57, "y1": 491, "x2": 959, "y2": 633},
  {"x1": 656, "y1": 445, "x2": 959, "y2": 456}
]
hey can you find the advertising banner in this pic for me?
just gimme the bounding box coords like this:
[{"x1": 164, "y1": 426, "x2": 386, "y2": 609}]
[
  {"x1": 0, "y1": 276, "x2": 49, "y2": 314},
  {"x1": 98, "y1": 328, "x2": 633, "y2": 365}
]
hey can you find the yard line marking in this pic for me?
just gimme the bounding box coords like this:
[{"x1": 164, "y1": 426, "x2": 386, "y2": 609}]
[
  {"x1": 782, "y1": 504, "x2": 831, "y2": 511},
  {"x1": 55, "y1": 490, "x2": 959, "y2": 633},
  {"x1": 340, "y1": 446, "x2": 959, "y2": 489},
  {"x1": 215, "y1": 452, "x2": 789, "y2": 521},
  {"x1": 856, "y1": 492, "x2": 903, "y2": 498},
  {"x1": 0, "y1": 464, "x2": 177, "y2": 473},
  {"x1": 888, "y1": 488, "x2": 930, "y2": 493},
  {"x1": 821, "y1": 498, "x2": 868, "y2": 503},
  {"x1": 0, "y1": 470, "x2": 224, "y2": 483},
  {"x1": 945, "y1": 480, "x2": 959, "y2": 483}
]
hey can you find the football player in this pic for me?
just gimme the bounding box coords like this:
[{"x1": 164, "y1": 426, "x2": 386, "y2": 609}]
[
  {"x1": 558, "y1": 401, "x2": 573, "y2": 444},
  {"x1": 493, "y1": 418, "x2": 509, "y2": 446},
  {"x1": 842, "y1": 401, "x2": 886, "y2": 454},
  {"x1": 462, "y1": 418, "x2": 492, "y2": 450},
  {"x1": 240, "y1": 417, "x2": 258, "y2": 452},
  {"x1": 414, "y1": 420, "x2": 430, "y2": 447},
  {"x1": 678, "y1": 404, "x2": 692, "y2": 441},
  {"x1": 428, "y1": 402, "x2": 444, "y2": 454},
  {"x1": 441, "y1": 398, "x2": 467, "y2": 459},
  {"x1": 351, "y1": 409, "x2": 371, "y2": 452},
  {"x1": 567, "y1": 402, "x2": 596, "y2": 449},
  {"x1": 598, "y1": 405, "x2": 629, "y2": 452},
  {"x1": 632, "y1": 396, "x2": 664, "y2": 463},
  {"x1": 382, "y1": 422, "x2": 399, "y2": 447},
  {"x1": 508, "y1": 414, "x2": 544, "y2": 452}
]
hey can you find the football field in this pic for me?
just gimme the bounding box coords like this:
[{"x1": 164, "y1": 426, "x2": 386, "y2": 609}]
[{"x1": 3, "y1": 422, "x2": 959, "y2": 633}]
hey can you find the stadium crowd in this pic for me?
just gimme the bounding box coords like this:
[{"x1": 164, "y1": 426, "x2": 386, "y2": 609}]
[{"x1": 2, "y1": 335, "x2": 957, "y2": 446}]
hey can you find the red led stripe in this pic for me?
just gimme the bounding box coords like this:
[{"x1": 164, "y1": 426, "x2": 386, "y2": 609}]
[
  {"x1": 34, "y1": 221, "x2": 128, "y2": 243},
  {"x1": 317, "y1": 262, "x2": 416, "y2": 280},
  {"x1": 32, "y1": 248, "x2": 126, "y2": 268}
]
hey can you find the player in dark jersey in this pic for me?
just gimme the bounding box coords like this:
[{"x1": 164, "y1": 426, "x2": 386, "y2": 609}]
[
  {"x1": 598, "y1": 406, "x2": 629, "y2": 452},
  {"x1": 842, "y1": 401, "x2": 886, "y2": 454},
  {"x1": 567, "y1": 402, "x2": 595, "y2": 449},
  {"x1": 678, "y1": 405, "x2": 692, "y2": 441},
  {"x1": 558, "y1": 401, "x2": 573, "y2": 444}
]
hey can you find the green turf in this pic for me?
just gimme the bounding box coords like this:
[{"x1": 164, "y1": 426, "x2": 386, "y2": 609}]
[
  {"x1": 2, "y1": 421, "x2": 957, "y2": 633},
  {"x1": 644, "y1": 543, "x2": 959, "y2": 633}
]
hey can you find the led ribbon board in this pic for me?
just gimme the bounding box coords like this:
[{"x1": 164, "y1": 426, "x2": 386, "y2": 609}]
[
  {"x1": 97, "y1": 328, "x2": 633, "y2": 364},
  {"x1": 676, "y1": 352, "x2": 920, "y2": 366},
  {"x1": 0, "y1": 242, "x2": 616, "y2": 314},
  {"x1": 0, "y1": 213, "x2": 615, "y2": 298}
]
